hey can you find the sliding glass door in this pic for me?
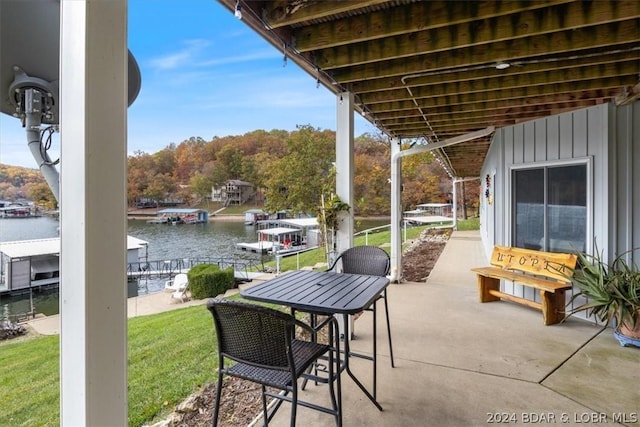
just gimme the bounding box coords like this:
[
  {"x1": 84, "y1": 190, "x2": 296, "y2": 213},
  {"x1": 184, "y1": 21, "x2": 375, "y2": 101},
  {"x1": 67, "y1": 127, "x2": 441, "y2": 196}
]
[{"x1": 513, "y1": 163, "x2": 587, "y2": 253}]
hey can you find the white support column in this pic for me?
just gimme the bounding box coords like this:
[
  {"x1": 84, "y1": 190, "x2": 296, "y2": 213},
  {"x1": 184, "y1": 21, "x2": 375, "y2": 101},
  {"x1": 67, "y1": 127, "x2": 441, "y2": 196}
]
[
  {"x1": 452, "y1": 178, "x2": 458, "y2": 229},
  {"x1": 390, "y1": 128, "x2": 495, "y2": 283},
  {"x1": 59, "y1": 1, "x2": 128, "y2": 425},
  {"x1": 335, "y1": 92, "x2": 355, "y2": 339},
  {"x1": 335, "y1": 92, "x2": 354, "y2": 254},
  {"x1": 390, "y1": 137, "x2": 402, "y2": 282}
]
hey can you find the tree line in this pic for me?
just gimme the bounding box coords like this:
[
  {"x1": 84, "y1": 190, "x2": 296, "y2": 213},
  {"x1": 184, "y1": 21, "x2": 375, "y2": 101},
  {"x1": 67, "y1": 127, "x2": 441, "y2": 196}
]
[{"x1": 1, "y1": 125, "x2": 480, "y2": 216}]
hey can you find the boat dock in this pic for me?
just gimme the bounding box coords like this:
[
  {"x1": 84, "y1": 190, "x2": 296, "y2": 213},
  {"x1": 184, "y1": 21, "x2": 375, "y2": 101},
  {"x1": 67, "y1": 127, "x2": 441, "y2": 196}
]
[{"x1": 126, "y1": 256, "x2": 264, "y2": 282}]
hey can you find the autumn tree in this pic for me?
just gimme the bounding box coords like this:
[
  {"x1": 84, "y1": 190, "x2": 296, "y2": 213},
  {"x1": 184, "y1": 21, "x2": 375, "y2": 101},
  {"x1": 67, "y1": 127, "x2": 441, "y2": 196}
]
[
  {"x1": 127, "y1": 151, "x2": 155, "y2": 205},
  {"x1": 152, "y1": 146, "x2": 176, "y2": 175},
  {"x1": 216, "y1": 145, "x2": 244, "y2": 180},
  {"x1": 190, "y1": 172, "x2": 214, "y2": 207},
  {"x1": 401, "y1": 146, "x2": 450, "y2": 211},
  {"x1": 353, "y1": 133, "x2": 391, "y2": 215},
  {"x1": 0, "y1": 164, "x2": 53, "y2": 205},
  {"x1": 144, "y1": 173, "x2": 176, "y2": 204},
  {"x1": 173, "y1": 137, "x2": 207, "y2": 183},
  {"x1": 263, "y1": 125, "x2": 334, "y2": 215},
  {"x1": 27, "y1": 182, "x2": 57, "y2": 210}
]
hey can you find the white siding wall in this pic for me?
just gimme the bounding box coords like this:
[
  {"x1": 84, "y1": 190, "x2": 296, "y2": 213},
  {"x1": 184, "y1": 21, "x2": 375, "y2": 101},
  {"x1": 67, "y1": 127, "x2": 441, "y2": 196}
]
[
  {"x1": 479, "y1": 103, "x2": 614, "y2": 317},
  {"x1": 610, "y1": 102, "x2": 640, "y2": 268}
]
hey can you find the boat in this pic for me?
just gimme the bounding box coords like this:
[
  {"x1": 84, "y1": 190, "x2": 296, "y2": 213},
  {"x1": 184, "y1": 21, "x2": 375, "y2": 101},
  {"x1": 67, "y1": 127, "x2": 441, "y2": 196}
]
[
  {"x1": 147, "y1": 208, "x2": 208, "y2": 224},
  {"x1": 236, "y1": 217, "x2": 319, "y2": 255},
  {"x1": 0, "y1": 236, "x2": 148, "y2": 294},
  {"x1": 243, "y1": 209, "x2": 268, "y2": 225},
  {"x1": 0, "y1": 205, "x2": 39, "y2": 218},
  {"x1": 146, "y1": 217, "x2": 168, "y2": 224},
  {"x1": 403, "y1": 203, "x2": 453, "y2": 226}
]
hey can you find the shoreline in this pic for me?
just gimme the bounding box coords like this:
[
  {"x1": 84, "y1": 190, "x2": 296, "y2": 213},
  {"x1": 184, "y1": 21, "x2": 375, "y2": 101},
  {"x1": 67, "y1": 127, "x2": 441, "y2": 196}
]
[{"x1": 127, "y1": 210, "x2": 390, "y2": 223}]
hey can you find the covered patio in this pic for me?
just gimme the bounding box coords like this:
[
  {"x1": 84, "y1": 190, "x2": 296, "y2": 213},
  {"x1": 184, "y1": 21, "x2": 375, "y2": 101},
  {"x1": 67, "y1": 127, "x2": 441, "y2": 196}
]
[
  {"x1": 259, "y1": 230, "x2": 639, "y2": 425},
  {"x1": 2, "y1": 1, "x2": 637, "y2": 424}
]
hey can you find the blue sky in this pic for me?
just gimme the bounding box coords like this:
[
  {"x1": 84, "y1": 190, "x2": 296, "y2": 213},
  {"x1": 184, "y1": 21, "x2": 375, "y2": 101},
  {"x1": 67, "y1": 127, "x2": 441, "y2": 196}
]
[{"x1": 0, "y1": 0, "x2": 374, "y2": 168}]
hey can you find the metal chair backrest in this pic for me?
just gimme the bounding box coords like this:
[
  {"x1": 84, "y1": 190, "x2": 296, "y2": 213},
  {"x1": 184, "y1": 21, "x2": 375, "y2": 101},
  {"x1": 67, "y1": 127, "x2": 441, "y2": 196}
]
[
  {"x1": 330, "y1": 246, "x2": 390, "y2": 277},
  {"x1": 207, "y1": 299, "x2": 294, "y2": 370}
]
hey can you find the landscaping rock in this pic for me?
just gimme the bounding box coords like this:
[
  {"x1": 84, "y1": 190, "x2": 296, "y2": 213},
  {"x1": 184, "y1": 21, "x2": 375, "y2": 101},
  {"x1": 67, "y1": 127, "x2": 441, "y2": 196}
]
[{"x1": 0, "y1": 320, "x2": 27, "y2": 341}]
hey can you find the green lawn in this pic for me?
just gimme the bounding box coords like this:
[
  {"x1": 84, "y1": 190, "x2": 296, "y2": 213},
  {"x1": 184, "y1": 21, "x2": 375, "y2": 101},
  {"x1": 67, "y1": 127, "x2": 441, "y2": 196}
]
[
  {"x1": 456, "y1": 217, "x2": 480, "y2": 230},
  {"x1": 0, "y1": 306, "x2": 219, "y2": 426},
  {"x1": 0, "y1": 221, "x2": 479, "y2": 426},
  {"x1": 269, "y1": 221, "x2": 482, "y2": 273}
]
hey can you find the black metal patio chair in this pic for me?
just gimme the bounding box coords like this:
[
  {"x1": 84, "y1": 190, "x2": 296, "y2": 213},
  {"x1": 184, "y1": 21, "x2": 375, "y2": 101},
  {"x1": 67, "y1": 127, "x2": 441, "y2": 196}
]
[
  {"x1": 327, "y1": 245, "x2": 395, "y2": 367},
  {"x1": 206, "y1": 298, "x2": 341, "y2": 427}
]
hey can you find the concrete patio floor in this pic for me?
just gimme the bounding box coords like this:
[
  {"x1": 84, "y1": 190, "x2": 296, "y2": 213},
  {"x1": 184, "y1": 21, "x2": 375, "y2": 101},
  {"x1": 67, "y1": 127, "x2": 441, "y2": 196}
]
[
  {"x1": 262, "y1": 230, "x2": 640, "y2": 426},
  {"x1": 26, "y1": 230, "x2": 639, "y2": 426}
]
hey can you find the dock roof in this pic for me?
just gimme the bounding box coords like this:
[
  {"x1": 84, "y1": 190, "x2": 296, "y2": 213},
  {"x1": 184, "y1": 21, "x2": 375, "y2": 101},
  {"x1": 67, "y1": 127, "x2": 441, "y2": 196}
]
[
  {"x1": 157, "y1": 208, "x2": 206, "y2": 214},
  {"x1": 1, "y1": 236, "x2": 148, "y2": 258},
  {"x1": 257, "y1": 227, "x2": 300, "y2": 236}
]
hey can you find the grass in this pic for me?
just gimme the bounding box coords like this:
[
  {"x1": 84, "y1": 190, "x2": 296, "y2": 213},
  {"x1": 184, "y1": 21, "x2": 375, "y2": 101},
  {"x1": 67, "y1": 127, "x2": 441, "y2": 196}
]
[
  {"x1": 0, "y1": 305, "x2": 219, "y2": 426},
  {"x1": 273, "y1": 224, "x2": 430, "y2": 272},
  {"x1": 270, "y1": 221, "x2": 479, "y2": 272},
  {"x1": 0, "y1": 220, "x2": 479, "y2": 426},
  {"x1": 456, "y1": 217, "x2": 479, "y2": 230},
  {"x1": 0, "y1": 335, "x2": 60, "y2": 426}
]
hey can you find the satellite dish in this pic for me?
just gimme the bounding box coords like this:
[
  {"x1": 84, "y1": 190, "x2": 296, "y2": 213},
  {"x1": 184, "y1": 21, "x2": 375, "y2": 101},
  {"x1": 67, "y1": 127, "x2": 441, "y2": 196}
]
[
  {"x1": 0, "y1": 0, "x2": 141, "y2": 203},
  {"x1": 0, "y1": 0, "x2": 142, "y2": 124}
]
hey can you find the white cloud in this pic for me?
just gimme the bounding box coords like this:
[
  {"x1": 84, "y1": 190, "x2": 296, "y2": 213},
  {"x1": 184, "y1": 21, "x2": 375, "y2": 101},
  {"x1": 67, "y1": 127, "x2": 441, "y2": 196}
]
[
  {"x1": 147, "y1": 39, "x2": 211, "y2": 71},
  {"x1": 199, "y1": 49, "x2": 281, "y2": 67}
]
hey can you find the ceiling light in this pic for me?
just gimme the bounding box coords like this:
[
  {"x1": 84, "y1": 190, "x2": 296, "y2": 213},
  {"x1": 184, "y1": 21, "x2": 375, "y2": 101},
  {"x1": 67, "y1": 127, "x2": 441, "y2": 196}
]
[
  {"x1": 495, "y1": 62, "x2": 510, "y2": 70},
  {"x1": 234, "y1": 1, "x2": 242, "y2": 19}
]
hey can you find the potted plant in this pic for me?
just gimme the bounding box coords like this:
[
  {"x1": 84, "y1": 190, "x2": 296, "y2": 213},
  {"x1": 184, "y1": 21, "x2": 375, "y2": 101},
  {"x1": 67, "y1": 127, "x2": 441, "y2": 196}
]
[{"x1": 566, "y1": 247, "x2": 640, "y2": 348}]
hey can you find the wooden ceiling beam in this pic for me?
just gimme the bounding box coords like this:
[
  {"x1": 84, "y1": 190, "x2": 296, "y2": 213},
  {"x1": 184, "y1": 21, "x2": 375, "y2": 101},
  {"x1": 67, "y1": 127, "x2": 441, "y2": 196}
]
[
  {"x1": 362, "y1": 80, "x2": 630, "y2": 113},
  {"x1": 373, "y1": 99, "x2": 599, "y2": 121},
  {"x1": 291, "y1": 0, "x2": 574, "y2": 51},
  {"x1": 372, "y1": 93, "x2": 614, "y2": 121},
  {"x1": 329, "y1": 21, "x2": 639, "y2": 82},
  {"x1": 615, "y1": 82, "x2": 640, "y2": 106},
  {"x1": 383, "y1": 114, "x2": 539, "y2": 130},
  {"x1": 261, "y1": 0, "x2": 391, "y2": 29},
  {"x1": 381, "y1": 108, "x2": 567, "y2": 126},
  {"x1": 359, "y1": 62, "x2": 640, "y2": 105},
  {"x1": 349, "y1": 51, "x2": 639, "y2": 94},
  {"x1": 313, "y1": 1, "x2": 640, "y2": 69}
]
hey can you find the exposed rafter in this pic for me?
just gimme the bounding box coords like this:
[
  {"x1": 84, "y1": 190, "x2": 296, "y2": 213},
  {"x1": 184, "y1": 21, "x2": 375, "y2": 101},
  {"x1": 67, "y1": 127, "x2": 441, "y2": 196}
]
[{"x1": 218, "y1": 0, "x2": 640, "y2": 177}]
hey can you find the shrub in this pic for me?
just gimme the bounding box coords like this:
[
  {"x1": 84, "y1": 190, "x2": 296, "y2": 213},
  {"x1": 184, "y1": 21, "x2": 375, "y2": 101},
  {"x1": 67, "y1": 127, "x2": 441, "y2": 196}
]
[{"x1": 187, "y1": 264, "x2": 235, "y2": 299}]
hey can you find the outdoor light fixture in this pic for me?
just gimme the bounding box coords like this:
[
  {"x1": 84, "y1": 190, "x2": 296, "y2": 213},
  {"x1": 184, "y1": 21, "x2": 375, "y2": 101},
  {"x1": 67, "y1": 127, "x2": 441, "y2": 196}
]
[
  {"x1": 495, "y1": 61, "x2": 511, "y2": 70},
  {"x1": 234, "y1": 1, "x2": 242, "y2": 19}
]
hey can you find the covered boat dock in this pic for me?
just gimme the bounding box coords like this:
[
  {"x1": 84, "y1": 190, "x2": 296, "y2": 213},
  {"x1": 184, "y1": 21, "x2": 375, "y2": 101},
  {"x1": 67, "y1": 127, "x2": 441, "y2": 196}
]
[{"x1": 0, "y1": 236, "x2": 148, "y2": 294}]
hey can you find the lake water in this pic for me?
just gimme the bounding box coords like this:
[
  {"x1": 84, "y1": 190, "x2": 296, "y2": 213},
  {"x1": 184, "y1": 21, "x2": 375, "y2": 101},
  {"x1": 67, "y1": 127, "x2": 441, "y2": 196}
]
[{"x1": 0, "y1": 215, "x2": 389, "y2": 320}]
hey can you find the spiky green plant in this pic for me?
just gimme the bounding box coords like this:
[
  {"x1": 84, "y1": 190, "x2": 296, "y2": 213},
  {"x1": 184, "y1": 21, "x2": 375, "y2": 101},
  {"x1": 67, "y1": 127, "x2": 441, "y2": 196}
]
[{"x1": 567, "y1": 246, "x2": 640, "y2": 330}]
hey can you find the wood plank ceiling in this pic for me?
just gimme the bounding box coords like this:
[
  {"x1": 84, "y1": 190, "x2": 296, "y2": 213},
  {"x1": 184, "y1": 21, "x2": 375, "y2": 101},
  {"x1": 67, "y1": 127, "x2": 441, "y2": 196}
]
[{"x1": 218, "y1": 0, "x2": 640, "y2": 178}]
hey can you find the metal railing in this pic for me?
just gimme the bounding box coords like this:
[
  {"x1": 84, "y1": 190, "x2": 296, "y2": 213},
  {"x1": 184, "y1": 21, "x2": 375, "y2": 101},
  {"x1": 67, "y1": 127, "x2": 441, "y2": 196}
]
[{"x1": 127, "y1": 257, "x2": 263, "y2": 281}]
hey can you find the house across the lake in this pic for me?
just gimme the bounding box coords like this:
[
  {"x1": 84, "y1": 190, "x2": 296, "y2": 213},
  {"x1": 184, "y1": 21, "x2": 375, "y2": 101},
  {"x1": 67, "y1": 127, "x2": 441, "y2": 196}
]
[{"x1": 211, "y1": 179, "x2": 260, "y2": 206}]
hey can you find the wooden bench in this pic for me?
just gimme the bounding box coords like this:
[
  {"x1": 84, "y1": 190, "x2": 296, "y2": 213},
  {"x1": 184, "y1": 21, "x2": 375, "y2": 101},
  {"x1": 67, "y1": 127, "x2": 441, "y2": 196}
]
[{"x1": 471, "y1": 246, "x2": 577, "y2": 325}]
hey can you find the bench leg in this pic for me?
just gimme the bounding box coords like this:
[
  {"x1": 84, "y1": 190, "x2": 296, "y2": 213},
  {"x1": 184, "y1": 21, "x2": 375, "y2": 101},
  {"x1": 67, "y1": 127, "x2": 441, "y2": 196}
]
[
  {"x1": 477, "y1": 275, "x2": 501, "y2": 303},
  {"x1": 540, "y1": 290, "x2": 566, "y2": 325}
]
